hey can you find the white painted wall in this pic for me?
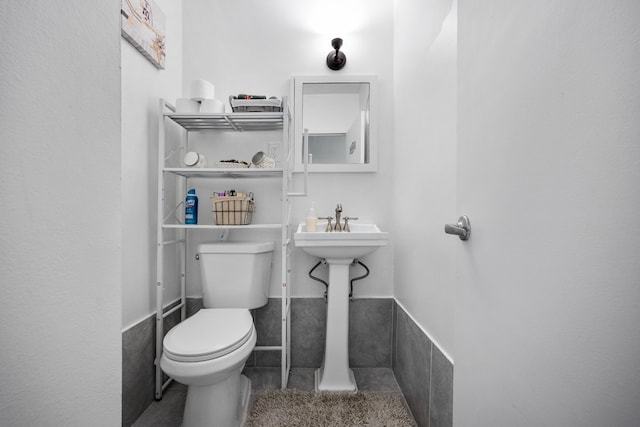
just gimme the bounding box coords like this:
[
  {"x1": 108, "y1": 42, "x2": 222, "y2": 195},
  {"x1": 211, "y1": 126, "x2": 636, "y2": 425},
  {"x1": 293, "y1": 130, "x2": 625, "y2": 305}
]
[
  {"x1": 0, "y1": 2, "x2": 121, "y2": 425},
  {"x1": 455, "y1": 1, "x2": 640, "y2": 425},
  {"x1": 181, "y1": 0, "x2": 395, "y2": 299},
  {"x1": 121, "y1": 0, "x2": 183, "y2": 331},
  {"x1": 304, "y1": 93, "x2": 360, "y2": 133},
  {"x1": 392, "y1": 0, "x2": 457, "y2": 358}
]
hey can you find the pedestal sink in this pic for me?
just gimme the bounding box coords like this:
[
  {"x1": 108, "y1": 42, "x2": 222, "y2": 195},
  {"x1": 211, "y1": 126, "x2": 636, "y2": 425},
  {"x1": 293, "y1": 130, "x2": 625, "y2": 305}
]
[{"x1": 294, "y1": 223, "x2": 389, "y2": 392}]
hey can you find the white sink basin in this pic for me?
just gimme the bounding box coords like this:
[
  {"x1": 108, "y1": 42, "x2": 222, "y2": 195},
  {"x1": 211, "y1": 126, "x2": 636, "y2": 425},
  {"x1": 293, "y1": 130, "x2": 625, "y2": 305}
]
[
  {"x1": 294, "y1": 221, "x2": 390, "y2": 391},
  {"x1": 294, "y1": 223, "x2": 389, "y2": 260}
]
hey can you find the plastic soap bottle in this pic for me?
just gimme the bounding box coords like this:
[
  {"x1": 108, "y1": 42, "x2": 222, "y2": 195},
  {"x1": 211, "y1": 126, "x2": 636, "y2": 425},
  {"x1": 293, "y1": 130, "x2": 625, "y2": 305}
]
[
  {"x1": 185, "y1": 189, "x2": 198, "y2": 224},
  {"x1": 305, "y1": 202, "x2": 317, "y2": 232}
]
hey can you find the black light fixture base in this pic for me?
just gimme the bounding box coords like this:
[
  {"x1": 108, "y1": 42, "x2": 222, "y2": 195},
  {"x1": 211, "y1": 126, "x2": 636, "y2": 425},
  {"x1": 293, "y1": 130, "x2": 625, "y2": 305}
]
[
  {"x1": 326, "y1": 38, "x2": 346, "y2": 70},
  {"x1": 326, "y1": 51, "x2": 346, "y2": 70}
]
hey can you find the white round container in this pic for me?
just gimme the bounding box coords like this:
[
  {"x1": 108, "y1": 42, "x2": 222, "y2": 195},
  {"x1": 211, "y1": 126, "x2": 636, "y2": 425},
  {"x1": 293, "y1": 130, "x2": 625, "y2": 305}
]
[
  {"x1": 184, "y1": 152, "x2": 208, "y2": 168},
  {"x1": 251, "y1": 151, "x2": 275, "y2": 168}
]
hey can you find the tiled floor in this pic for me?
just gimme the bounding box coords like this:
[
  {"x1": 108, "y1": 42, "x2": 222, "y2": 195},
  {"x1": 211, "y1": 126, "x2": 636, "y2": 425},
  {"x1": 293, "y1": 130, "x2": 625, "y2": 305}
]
[{"x1": 132, "y1": 367, "x2": 413, "y2": 426}]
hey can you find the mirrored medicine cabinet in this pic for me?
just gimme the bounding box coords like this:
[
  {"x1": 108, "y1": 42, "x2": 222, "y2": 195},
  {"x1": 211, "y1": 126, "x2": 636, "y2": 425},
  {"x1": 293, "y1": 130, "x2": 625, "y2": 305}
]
[{"x1": 292, "y1": 75, "x2": 377, "y2": 172}]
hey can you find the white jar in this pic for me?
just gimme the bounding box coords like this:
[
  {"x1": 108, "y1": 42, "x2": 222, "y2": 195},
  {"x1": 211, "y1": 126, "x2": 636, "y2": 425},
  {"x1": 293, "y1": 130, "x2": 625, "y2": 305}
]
[
  {"x1": 184, "y1": 151, "x2": 208, "y2": 168},
  {"x1": 251, "y1": 151, "x2": 275, "y2": 168}
]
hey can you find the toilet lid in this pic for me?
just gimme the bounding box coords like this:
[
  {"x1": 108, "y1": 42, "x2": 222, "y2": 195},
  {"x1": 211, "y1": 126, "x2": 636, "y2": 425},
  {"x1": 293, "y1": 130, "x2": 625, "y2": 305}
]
[{"x1": 163, "y1": 309, "x2": 254, "y2": 362}]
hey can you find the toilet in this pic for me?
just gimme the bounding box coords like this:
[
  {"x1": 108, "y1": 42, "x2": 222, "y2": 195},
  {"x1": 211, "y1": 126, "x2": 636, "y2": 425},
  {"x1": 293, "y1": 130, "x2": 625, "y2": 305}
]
[{"x1": 160, "y1": 241, "x2": 275, "y2": 427}]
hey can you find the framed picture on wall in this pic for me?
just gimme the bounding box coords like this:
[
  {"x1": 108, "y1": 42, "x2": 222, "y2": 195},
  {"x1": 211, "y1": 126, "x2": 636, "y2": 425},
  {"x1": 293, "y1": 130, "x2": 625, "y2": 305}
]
[{"x1": 120, "y1": 0, "x2": 166, "y2": 69}]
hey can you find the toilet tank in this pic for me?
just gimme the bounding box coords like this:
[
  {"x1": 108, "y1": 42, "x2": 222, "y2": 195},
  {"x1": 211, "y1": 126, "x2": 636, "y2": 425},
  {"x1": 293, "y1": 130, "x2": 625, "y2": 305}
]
[{"x1": 197, "y1": 241, "x2": 275, "y2": 309}]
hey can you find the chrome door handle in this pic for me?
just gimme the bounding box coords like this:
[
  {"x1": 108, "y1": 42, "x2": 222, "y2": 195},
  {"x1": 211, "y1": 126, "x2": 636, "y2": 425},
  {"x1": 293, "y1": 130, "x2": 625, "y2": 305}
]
[{"x1": 444, "y1": 215, "x2": 471, "y2": 241}]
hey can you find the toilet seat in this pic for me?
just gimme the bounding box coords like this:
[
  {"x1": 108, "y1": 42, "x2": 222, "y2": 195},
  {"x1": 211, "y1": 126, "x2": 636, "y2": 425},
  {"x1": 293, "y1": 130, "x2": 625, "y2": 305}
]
[{"x1": 163, "y1": 309, "x2": 254, "y2": 363}]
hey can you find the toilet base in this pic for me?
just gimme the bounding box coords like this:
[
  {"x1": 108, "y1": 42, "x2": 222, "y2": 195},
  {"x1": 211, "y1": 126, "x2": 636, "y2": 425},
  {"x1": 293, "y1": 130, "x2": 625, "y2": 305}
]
[
  {"x1": 238, "y1": 375, "x2": 251, "y2": 427},
  {"x1": 182, "y1": 373, "x2": 251, "y2": 427}
]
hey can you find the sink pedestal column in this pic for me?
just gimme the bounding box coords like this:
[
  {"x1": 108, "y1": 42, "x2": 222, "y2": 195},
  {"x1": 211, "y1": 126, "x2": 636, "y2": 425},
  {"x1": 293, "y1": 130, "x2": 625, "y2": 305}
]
[{"x1": 316, "y1": 258, "x2": 357, "y2": 392}]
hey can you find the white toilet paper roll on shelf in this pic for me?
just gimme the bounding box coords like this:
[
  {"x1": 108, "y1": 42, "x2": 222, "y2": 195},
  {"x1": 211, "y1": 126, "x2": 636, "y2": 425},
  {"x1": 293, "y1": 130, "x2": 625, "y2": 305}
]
[
  {"x1": 190, "y1": 79, "x2": 215, "y2": 101},
  {"x1": 201, "y1": 99, "x2": 225, "y2": 113},
  {"x1": 175, "y1": 98, "x2": 200, "y2": 113}
]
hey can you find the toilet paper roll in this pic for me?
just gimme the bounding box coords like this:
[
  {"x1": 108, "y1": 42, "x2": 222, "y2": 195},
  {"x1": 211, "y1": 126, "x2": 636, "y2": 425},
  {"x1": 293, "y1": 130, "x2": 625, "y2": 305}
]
[
  {"x1": 200, "y1": 99, "x2": 225, "y2": 113},
  {"x1": 175, "y1": 98, "x2": 200, "y2": 113},
  {"x1": 190, "y1": 79, "x2": 215, "y2": 101}
]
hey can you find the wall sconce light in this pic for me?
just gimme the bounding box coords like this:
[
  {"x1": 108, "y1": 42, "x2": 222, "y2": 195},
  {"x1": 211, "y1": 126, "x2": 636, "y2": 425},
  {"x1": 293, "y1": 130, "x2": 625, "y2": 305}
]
[{"x1": 326, "y1": 38, "x2": 346, "y2": 70}]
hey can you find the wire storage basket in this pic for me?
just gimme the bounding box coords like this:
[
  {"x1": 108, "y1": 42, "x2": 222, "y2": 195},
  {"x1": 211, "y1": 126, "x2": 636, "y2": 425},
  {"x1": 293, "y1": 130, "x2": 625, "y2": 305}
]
[
  {"x1": 229, "y1": 96, "x2": 282, "y2": 112},
  {"x1": 211, "y1": 196, "x2": 255, "y2": 225}
]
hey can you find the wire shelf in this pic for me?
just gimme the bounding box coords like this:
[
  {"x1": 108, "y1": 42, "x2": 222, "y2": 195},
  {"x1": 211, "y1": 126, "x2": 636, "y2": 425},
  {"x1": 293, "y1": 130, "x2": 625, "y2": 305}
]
[{"x1": 166, "y1": 112, "x2": 284, "y2": 131}]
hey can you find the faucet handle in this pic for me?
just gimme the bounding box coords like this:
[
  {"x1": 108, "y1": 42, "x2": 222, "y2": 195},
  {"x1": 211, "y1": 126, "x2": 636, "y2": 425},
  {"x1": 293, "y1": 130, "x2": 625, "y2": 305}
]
[
  {"x1": 343, "y1": 216, "x2": 359, "y2": 232},
  {"x1": 318, "y1": 216, "x2": 334, "y2": 232}
]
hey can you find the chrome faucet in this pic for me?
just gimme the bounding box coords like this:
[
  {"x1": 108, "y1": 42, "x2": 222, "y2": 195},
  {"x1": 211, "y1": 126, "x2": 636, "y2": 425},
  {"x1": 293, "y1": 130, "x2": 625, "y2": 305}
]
[
  {"x1": 318, "y1": 216, "x2": 334, "y2": 232},
  {"x1": 319, "y1": 204, "x2": 357, "y2": 232},
  {"x1": 342, "y1": 216, "x2": 359, "y2": 232},
  {"x1": 334, "y1": 204, "x2": 343, "y2": 231}
]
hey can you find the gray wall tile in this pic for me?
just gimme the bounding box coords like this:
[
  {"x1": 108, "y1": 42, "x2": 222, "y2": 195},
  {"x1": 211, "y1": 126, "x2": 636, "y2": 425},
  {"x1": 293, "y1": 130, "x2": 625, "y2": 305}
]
[
  {"x1": 122, "y1": 298, "x2": 201, "y2": 427},
  {"x1": 250, "y1": 298, "x2": 395, "y2": 368},
  {"x1": 291, "y1": 298, "x2": 326, "y2": 367},
  {"x1": 186, "y1": 298, "x2": 203, "y2": 317},
  {"x1": 352, "y1": 367, "x2": 401, "y2": 393},
  {"x1": 252, "y1": 298, "x2": 283, "y2": 367},
  {"x1": 125, "y1": 296, "x2": 453, "y2": 427},
  {"x1": 122, "y1": 314, "x2": 155, "y2": 427},
  {"x1": 392, "y1": 301, "x2": 454, "y2": 427},
  {"x1": 430, "y1": 345, "x2": 453, "y2": 427},
  {"x1": 349, "y1": 298, "x2": 393, "y2": 367},
  {"x1": 393, "y1": 303, "x2": 432, "y2": 427}
]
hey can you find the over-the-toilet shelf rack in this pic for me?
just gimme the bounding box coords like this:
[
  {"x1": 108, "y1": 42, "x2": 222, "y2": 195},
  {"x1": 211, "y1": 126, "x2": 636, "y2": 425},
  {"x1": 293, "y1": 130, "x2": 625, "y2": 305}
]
[{"x1": 154, "y1": 98, "x2": 297, "y2": 400}]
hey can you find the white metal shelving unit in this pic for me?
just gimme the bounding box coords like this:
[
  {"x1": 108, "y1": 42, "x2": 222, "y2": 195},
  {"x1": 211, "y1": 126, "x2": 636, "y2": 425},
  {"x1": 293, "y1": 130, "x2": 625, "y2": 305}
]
[{"x1": 154, "y1": 97, "x2": 295, "y2": 400}]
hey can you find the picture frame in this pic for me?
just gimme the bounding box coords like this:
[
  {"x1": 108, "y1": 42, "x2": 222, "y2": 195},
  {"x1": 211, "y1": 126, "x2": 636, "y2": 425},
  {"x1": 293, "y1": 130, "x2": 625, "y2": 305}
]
[{"x1": 121, "y1": 0, "x2": 166, "y2": 69}]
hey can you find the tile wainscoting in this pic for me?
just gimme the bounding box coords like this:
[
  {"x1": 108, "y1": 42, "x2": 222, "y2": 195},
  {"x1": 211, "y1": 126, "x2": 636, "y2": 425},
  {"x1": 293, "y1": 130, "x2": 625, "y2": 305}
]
[
  {"x1": 122, "y1": 298, "x2": 452, "y2": 427},
  {"x1": 250, "y1": 298, "x2": 394, "y2": 368},
  {"x1": 393, "y1": 302, "x2": 454, "y2": 427},
  {"x1": 122, "y1": 299, "x2": 202, "y2": 427}
]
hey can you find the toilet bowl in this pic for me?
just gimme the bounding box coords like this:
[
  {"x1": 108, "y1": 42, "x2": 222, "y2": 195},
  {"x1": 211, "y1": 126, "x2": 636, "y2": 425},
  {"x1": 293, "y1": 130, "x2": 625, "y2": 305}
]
[
  {"x1": 160, "y1": 241, "x2": 275, "y2": 427},
  {"x1": 160, "y1": 308, "x2": 256, "y2": 427}
]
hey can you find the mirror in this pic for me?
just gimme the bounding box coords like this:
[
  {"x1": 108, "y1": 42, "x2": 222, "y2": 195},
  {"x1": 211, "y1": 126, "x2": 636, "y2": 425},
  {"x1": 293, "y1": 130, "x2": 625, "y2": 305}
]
[{"x1": 293, "y1": 75, "x2": 377, "y2": 172}]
